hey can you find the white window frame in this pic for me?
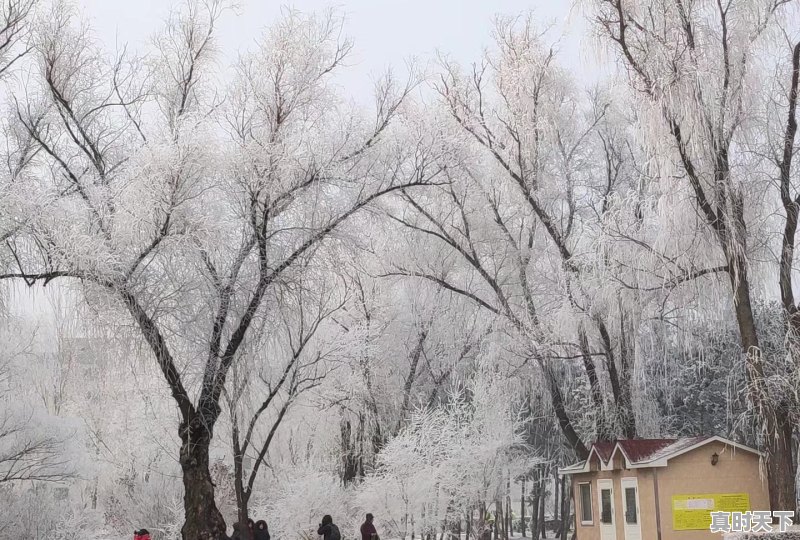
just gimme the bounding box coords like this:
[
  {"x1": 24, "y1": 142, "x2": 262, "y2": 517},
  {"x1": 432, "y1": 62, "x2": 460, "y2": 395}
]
[{"x1": 578, "y1": 482, "x2": 594, "y2": 525}]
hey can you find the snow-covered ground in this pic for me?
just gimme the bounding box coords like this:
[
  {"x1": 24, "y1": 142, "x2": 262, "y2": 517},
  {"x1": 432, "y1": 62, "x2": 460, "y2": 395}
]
[
  {"x1": 724, "y1": 529, "x2": 800, "y2": 539},
  {"x1": 722, "y1": 525, "x2": 800, "y2": 538}
]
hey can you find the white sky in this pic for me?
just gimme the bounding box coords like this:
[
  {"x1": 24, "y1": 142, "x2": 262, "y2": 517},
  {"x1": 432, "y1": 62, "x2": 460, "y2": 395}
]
[{"x1": 77, "y1": 0, "x2": 603, "y2": 101}]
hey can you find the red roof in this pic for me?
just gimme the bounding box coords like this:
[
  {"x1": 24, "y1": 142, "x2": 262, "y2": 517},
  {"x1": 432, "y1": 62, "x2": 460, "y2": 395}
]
[
  {"x1": 591, "y1": 442, "x2": 616, "y2": 463},
  {"x1": 616, "y1": 439, "x2": 677, "y2": 463},
  {"x1": 561, "y1": 436, "x2": 761, "y2": 476},
  {"x1": 591, "y1": 438, "x2": 693, "y2": 464}
]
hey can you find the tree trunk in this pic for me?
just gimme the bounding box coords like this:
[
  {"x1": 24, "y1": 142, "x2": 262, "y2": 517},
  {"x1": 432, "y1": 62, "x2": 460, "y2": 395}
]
[
  {"x1": 729, "y1": 258, "x2": 796, "y2": 515},
  {"x1": 340, "y1": 418, "x2": 360, "y2": 484},
  {"x1": 538, "y1": 361, "x2": 589, "y2": 459},
  {"x1": 234, "y1": 461, "x2": 248, "y2": 525},
  {"x1": 553, "y1": 469, "x2": 560, "y2": 523},
  {"x1": 494, "y1": 499, "x2": 502, "y2": 540},
  {"x1": 506, "y1": 495, "x2": 512, "y2": 538},
  {"x1": 530, "y1": 471, "x2": 540, "y2": 537},
  {"x1": 767, "y1": 409, "x2": 796, "y2": 517},
  {"x1": 232, "y1": 422, "x2": 251, "y2": 535},
  {"x1": 233, "y1": 451, "x2": 251, "y2": 535},
  {"x1": 559, "y1": 476, "x2": 570, "y2": 540},
  {"x1": 521, "y1": 478, "x2": 526, "y2": 538},
  {"x1": 180, "y1": 431, "x2": 227, "y2": 540},
  {"x1": 537, "y1": 484, "x2": 546, "y2": 539},
  {"x1": 506, "y1": 475, "x2": 512, "y2": 539},
  {"x1": 398, "y1": 327, "x2": 429, "y2": 433},
  {"x1": 578, "y1": 328, "x2": 610, "y2": 441},
  {"x1": 422, "y1": 505, "x2": 427, "y2": 540},
  {"x1": 478, "y1": 506, "x2": 483, "y2": 540},
  {"x1": 357, "y1": 412, "x2": 366, "y2": 479},
  {"x1": 597, "y1": 317, "x2": 636, "y2": 439},
  {"x1": 617, "y1": 306, "x2": 638, "y2": 439}
]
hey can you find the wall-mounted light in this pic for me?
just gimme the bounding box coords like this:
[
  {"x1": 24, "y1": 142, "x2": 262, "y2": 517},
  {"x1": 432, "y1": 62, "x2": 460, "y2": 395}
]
[{"x1": 711, "y1": 452, "x2": 719, "y2": 466}]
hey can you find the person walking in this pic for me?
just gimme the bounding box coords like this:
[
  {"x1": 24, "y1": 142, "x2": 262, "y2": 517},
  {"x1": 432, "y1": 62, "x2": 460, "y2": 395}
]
[
  {"x1": 317, "y1": 515, "x2": 341, "y2": 540},
  {"x1": 254, "y1": 520, "x2": 271, "y2": 540},
  {"x1": 231, "y1": 522, "x2": 252, "y2": 540},
  {"x1": 361, "y1": 513, "x2": 378, "y2": 540}
]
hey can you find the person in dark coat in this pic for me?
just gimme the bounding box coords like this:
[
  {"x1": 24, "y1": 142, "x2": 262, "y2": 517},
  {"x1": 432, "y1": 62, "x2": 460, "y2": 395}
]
[
  {"x1": 254, "y1": 520, "x2": 270, "y2": 540},
  {"x1": 317, "y1": 515, "x2": 341, "y2": 540},
  {"x1": 361, "y1": 513, "x2": 378, "y2": 540},
  {"x1": 231, "y1": 522, "x2": 252, "y2": 540}
]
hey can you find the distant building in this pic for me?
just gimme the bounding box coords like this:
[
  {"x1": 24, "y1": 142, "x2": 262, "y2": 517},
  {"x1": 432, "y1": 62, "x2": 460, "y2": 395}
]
[{"x1": 559, "y1": 436, "x2": 768, "y2": 540}]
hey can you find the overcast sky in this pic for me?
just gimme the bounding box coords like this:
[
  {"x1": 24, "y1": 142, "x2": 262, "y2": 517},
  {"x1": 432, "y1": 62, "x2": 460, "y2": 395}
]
[{"x1": 77, "y1": 0, "x2": 602, "y2": 101}]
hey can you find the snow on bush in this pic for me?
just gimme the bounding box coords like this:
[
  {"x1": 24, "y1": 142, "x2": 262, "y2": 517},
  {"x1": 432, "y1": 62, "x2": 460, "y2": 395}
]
[
  {"x1": 101, "y1": 467, "x2": 184, "y2": 539},
  {"x1": 355, "y1": 375, "x2": 539, "y2": 538},
  {"x1": 0, "y1": 484, "x2": 109, "y2": 539},
  {"x1": 254, "y1": 462, "x2": 356, "y2": 540}
]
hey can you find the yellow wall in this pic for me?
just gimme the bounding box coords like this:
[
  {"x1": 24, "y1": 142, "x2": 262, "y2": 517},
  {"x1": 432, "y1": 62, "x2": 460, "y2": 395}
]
[
  {"x1": 655, "y1": 441, "x2": 768, "y2": 540},
  {"x1": 570, "y1": 442, "x2": 769, "y2": 540}
]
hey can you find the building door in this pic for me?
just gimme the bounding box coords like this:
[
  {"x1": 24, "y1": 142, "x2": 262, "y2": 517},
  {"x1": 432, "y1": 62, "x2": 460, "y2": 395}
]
[
  {"x1": 597, "y1": 479, "x2": 617, "y2": 540},
  {"x1": 621, "y1": 477, "x2": 642, "y2": 540}
]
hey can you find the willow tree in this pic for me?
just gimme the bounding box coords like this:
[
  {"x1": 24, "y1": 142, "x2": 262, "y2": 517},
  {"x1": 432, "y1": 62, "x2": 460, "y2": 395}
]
[
  {"x1": 389, "y1": 16, "x2": 647, "y2": 458},
  {"x1": 1, "y1": 2, "x2": 441, "y2": 538},
  {"x1": 588, "y1": 0, "x2": 799, "y2": 513}
]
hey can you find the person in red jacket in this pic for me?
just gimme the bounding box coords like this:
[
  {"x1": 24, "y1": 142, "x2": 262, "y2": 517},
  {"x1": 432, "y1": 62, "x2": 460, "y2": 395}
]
[
  {"x1": 360, "y1": 513, "x2": 378, "y2": 540},
  {"x1": 133, "y1": 530, "x2": 151, "y2": 540}
]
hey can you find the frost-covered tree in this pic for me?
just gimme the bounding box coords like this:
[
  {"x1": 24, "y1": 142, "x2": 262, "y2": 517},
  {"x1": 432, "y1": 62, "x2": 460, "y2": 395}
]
[
  {"x1": 0, "y1": 0, "x2": 39, "y2": 249},
  {"x1": 329, "y1": 267, "x2": 488, "y2": 482},
  {"x1": 587, "y1": 0, "x2": 800, "y2": 513},
  {"x1": 1, "y1": 1, "x2": 798, "y2": 535},
  {"x1": 389, "y1": 15, "x2": 644, "y2": 459},
  {"x1": 0, "y1": 359, "x2": 72, "y2": 485},
  {"x1": 223, "y1": 264, "x2": 350, "y2": 526},
  {"x1": 358, "y1": 375, "x2": 537, "y2": 540},
  {"x1": 0, "y1": 2, "x2": 442, "y2": 537}
]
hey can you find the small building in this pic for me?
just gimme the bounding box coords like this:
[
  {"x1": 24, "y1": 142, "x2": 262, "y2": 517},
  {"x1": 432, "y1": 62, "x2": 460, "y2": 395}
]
[{"x1": 559, "y1": 436, "x2": 768, "y2": 540}]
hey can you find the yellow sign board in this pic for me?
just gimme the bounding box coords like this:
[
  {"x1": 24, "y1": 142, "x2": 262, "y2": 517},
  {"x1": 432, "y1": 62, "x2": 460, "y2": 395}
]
[{"x1": 672, "y1": 493, "x2": 750, "y2": 530}]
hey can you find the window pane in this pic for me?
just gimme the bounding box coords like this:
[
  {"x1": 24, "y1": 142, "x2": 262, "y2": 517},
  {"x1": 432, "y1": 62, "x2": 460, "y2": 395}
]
[
  {"x1": 625, "y1": 487, "x2": 637, "y2": 524},
  {"x1": 601, "y1": 489, "x2": 612, "y2": 524},
  {"x1": 580, "y1": 484, "x2": 592, "y2": 523}
]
